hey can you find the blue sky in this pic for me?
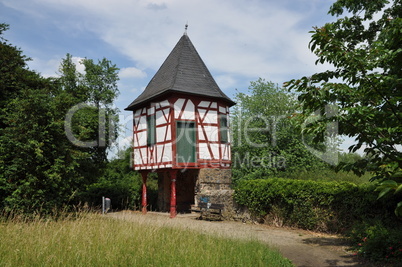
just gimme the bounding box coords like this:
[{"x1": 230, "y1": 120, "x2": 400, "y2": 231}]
[{"x1": 1, "y1": 0, "x2": 343, "y2": 156}]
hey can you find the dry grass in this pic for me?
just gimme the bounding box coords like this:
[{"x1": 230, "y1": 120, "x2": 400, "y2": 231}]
[{"x1": 0, "y1": 212, "x2": 293, "y2": 266}]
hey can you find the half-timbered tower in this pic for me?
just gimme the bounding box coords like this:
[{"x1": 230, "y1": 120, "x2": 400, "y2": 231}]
[{"x1": 125, "y1": 29, "x2": 235, "y2": 218}]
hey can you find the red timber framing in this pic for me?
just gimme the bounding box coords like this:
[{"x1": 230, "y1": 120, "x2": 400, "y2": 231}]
[
  {"x1": 169, "y1": 169, "x2": 178, "y2": 218},
  {"x1": 139, "y1": 169, "x2": 178, "y2": 218},
  {"x1": 140, "y1": 171, "x2": 149, "y2": 214},
  {"x1": 131, "y1": 94, "x2": 231, "y2": 171},
  {"x1": 132, "y1": 99, "x2": 174, "y2": 170}
]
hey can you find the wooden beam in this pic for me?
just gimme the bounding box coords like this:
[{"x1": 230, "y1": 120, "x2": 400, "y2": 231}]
[
  {"x1": 169, "y1": 169, "x2": 178, "y2": 218},
  {"x1": 140, "y1": 171, "x2": 149, "y2": 214}
]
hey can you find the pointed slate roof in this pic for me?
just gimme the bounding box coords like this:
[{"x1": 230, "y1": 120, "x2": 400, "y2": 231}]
[{"x1": 125, "y1": 34, "x2": 235, "y2": 111}]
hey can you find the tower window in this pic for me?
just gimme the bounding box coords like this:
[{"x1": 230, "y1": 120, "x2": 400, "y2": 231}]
[
  {"x1": 220, "y1": 114, "x2": 228, "y2": 143},
  {"x1": 147, "y1": 114, "x2": 156, "y2": 146}
]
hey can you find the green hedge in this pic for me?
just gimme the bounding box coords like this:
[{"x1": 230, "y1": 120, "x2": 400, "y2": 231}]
[{"x1": 234, "y1": 178, "x2": 400, "y2": 233}]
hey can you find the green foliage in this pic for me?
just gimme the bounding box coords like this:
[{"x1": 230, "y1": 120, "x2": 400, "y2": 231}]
[
  {"x1": 59, "y1": 54, "x2": 120, "y2": 181},
  {"x1": 144, "y1": 172, "x2": 159, "y2": 210},
  {"x1": 285, "y1": 0, "x2": 402, "y2": 214},
  {"x1": 76, "y1": 148, "x2": 159, "y2": 211},
  {"x1": 81, "y1": 58, "x2": 119, "y2": 107},
  {"x1": 231, "y1": 78, "x2": 329, "y2": 184},
  {"x1": 276, "y1": 169, "x2": 372, "y2": 184},
  {"x1": 0, "y1": 25, "x2": 120, "y2": 214},
  {"x1": 376, "y1": 180, "x2": 402, "y2": 216},
  {"x1": 234, "y1": 178, "x2": 400, "y2": 232},
  {"x1": 0, "y1": 24, "x2": 31, "y2": 130},
  {"x1": 0, "y1": 36, "x2": 83, "y2": 212},
  {"x1": 79, "y1": 149, "x2": 142, "y2": 210},
  {"x1": 347, "y1": 220, "x2": 402, "y2": 263},
  {"x1": 0, "y1": 82, "x2": 85, "y2": 212}
]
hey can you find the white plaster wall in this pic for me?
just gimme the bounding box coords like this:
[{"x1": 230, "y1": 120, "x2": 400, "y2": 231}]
[
  {"x1": 156, "y1": 126, "x2": 167, "y2": 143},
  {"x1": 198, "y1": 101, "x2": 210, "y2": 108},
  {"x1": 222, "y1": 144, "x2": 231, "y2": 160},
  {"x1": 204, "y1": 125, "x2": 219, "y2": 142},
  {"x1": 204, "y1": 109, "x2": 218, "y2": 124},
  {"x1": 198, "y1": 143, "x2": 211, "y2": 159},
  {"x1": 182, "y1": 99, "x2": 195, "y2": 120},
  {"x1": 155, "y1": 110, "x2": 165, "y2": 125},
  {"x1": 134, "y1": 131, "x2": 147, "y2": 147},
  {"x1": 132, "y1": 150, "x2": 142, "y2": 165},
  {"x1": 157, "y1": 143, "x2": 172, "y2": 163},
  {"x1": 174, "y1": 98, "x2": 185, "y2": 119},
  {"x1": 174, "y1": 98, "x2": 195, "y2": 120},
  {"x1": 156, "y1": 100, "x2": 169, "y2": 108},
  {"x1": 210, "y1": 143, "x2": 220, "y2": 159},
  {"x1": 197, "y1": 126, "x2": 205, "y2": 141},
  {"x1": 137, "y1": 115, "x2": 147, "y2": 131}
]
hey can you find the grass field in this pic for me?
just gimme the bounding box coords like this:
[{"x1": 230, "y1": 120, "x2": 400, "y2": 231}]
[{"x1": 0, "y1": 213, "x2": 293, "y2": 266}]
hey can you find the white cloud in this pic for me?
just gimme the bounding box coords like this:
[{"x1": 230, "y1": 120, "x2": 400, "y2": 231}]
[
  {"x1": 4, "y1": 0, "x2": 334, "y2": 84},
  {"x1": 26, "y1": 56, "x2": 86, "y2": 78},
  {"x1": 71, "y1": 56, "x2": 86, "y2": 74},
  {"x1": 215, "y1": 74, "x2": 238, "y2": 91},
  {"x1": 2, "y1": 0, "x2": 343, "y2": 160},
  {"x1": 3, "y1": 0, "x2": 338, "y2": 126},
  {"x1": 109, "y1": 135, "x2": 133, "y2": 159},
  {"x1": 28, "y1": 57, "x2": 61, "y2": 78},
  {"x1": 119, "y1": 67, "x2": 147, "y2": 79}
]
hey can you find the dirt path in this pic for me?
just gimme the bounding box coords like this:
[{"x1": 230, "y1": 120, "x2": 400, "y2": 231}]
[{"x1": 108, "y1": 211, "x2": 367, "y2": 267}]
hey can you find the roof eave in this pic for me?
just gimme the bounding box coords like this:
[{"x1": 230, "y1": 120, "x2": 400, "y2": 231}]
[{"x1": 124, "y1": 90, "x2": 235, "y2": 111}]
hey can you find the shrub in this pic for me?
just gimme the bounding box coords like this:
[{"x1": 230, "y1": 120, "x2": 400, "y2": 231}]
[
  {"x1": 80, "y1": 173, "x2": 141, "y2": 210},
  {"x1": 77, "y1": 149, "x2": 158, "y2": 211},
  {"x1": 347, "y1": 220, "x2": 402, "y2": 263},
  {"x1": 234, "y1": 178, "x2": 400, "y2": 232}
]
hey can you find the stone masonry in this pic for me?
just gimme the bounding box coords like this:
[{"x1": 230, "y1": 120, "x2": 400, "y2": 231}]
[{"x1": 195, "y1": 168, "x2": 234, "y2": 218}]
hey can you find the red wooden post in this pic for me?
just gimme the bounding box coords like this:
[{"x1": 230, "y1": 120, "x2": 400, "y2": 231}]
[
  {"x1": 141, "y1": 171, "x2": 148, "y2": 214},
  {"x1": 169, "y1": 170, "x2": 178, "y2": 218}
]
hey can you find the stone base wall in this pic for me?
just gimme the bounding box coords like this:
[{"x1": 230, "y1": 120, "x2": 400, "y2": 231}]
[{"x1": 195, "y1": 168, "x2": 235, "y2": 219}]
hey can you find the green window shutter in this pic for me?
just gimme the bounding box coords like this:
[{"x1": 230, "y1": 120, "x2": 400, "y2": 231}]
[
  {"x1": 147, "y1": 114, "x2": 155, "y2": 146},
  {"x1": 176, "y1": 121, "x2": 196, "y2": 163},
  {"x1": 220, "y1": 115, "x2": 228, "y2": 143}
]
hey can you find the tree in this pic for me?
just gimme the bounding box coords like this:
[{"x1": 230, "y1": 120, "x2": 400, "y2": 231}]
[
  {"x1": 59, "y1": 54, "x2": 120, "y2": 182},
  {"x1": 0, "y1": 56, "x2": 84, "y2": 212},
  {"x1": 285, "y1": 0, "x2": 402, "y2": 215},
  {"x1": 231, "y1": 78, "x2": 328, "y2": 183},
  {"x1": 0, "y1": 24, "x2": 120, "y2": 214},
  {"x1": 0, "y1": 23, "x2": 32, "y2": 129}
]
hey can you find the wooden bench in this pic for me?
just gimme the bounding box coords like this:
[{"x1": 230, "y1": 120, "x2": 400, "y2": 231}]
[{"x1": 198, "y1": 202, "x2": 224, "y2": 221}]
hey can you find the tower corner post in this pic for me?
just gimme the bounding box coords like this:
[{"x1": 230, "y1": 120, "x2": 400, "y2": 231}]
[
  {"x1": 169, "y1": 170, "x2": 179, "y2": 218},
  {"x1": 140, "y1": 171, "x2": 149, "y2": 214}
]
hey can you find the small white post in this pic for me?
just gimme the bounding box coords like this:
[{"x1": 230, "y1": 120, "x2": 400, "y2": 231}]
[{"x1": 102, "y1": 196, "x2": 105, "y2": 215}]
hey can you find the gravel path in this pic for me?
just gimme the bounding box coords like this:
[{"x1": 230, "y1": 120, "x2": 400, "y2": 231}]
[{"x1": 108, "y1": 211, "x2": 368, "y2": 267}]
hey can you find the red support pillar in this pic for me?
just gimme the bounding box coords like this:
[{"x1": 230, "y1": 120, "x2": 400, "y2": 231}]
[
  {"x1": 169, "y1": 170, "x2": 178, "y2": 218},
  {"x1": 141, "y1": 171, "x2": 148, "y2": 214}
]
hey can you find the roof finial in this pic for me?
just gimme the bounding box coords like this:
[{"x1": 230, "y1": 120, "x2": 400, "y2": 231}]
[{"x1": 184, "y1": 22, "x2": 188, "y2": 35}]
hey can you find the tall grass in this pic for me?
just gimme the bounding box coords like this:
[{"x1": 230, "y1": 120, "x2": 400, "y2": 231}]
[{"x1": 0, "y1": 212, "x2": 293, "y2": 266}]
